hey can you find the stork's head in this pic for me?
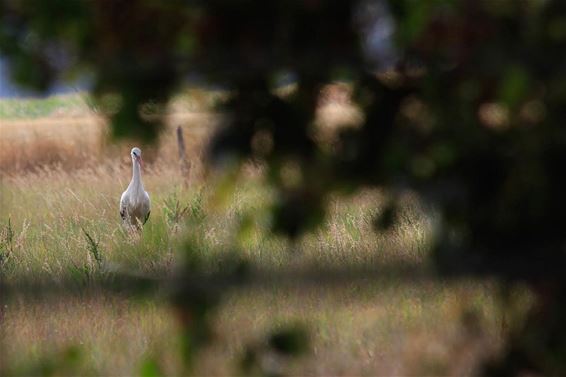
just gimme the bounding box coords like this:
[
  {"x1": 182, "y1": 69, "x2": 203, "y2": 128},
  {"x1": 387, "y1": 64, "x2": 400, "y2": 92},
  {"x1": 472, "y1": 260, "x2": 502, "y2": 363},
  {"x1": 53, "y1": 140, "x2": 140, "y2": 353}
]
[{"x1": 131, "y1": 147, "x2": 143, "y2": 167}]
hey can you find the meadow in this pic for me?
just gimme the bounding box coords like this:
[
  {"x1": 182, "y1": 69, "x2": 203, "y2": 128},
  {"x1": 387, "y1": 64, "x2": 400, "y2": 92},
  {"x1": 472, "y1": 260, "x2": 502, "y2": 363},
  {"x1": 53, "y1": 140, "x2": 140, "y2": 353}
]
[{"x1": 0, "y1": 92, "x2": 521, "y2": 375}]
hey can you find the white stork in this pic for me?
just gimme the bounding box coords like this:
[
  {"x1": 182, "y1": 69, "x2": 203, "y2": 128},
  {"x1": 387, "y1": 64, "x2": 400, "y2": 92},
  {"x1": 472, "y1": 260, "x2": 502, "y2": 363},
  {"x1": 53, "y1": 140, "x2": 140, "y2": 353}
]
[{"x1": 120, "y1": 147, "x2": 151, "y2": 228}]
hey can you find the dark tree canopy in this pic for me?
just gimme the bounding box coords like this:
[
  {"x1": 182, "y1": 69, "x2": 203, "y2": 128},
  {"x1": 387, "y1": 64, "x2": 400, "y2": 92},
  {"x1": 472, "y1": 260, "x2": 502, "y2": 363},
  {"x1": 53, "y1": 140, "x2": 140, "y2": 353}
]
[{"x1": 3, "y1": 0, "x2": 566, "y2": 374}]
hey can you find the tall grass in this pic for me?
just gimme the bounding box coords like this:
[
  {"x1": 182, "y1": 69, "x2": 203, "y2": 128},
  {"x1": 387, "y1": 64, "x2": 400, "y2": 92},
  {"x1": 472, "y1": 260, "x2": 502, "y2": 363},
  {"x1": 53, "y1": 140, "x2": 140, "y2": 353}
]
[
  {"x1": 0, "y1": 91, "x2": 521, "y2": 376},
  {"x1": 0, "y1": 160, "x2": 515, "y2": 376}
]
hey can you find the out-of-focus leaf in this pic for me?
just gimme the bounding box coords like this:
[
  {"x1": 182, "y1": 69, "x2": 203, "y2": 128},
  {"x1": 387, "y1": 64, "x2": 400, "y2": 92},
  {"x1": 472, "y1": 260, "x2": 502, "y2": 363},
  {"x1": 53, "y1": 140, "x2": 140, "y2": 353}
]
[
  {"x1": 268, "y1": 325, "x2": 309, "y2": 356},
  {"x1": 498, "y1": 65, "x2": 530, "y2": 109},
  {"x1": 373, "y1": 201, "x2": 398, "y2": 231},
  {"x1": 139, "y1": 358, "x2": 163, "y2": 377},
  {"x1": 271, "y1": 189, "x2": 325, "y2": 239}
]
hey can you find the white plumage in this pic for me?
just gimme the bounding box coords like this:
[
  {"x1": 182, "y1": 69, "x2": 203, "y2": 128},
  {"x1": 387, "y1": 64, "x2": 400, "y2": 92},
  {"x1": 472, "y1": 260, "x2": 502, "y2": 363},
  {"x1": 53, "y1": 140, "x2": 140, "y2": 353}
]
[{"x1": 120, "y1": 147, "x2": 151, "y2": 228}]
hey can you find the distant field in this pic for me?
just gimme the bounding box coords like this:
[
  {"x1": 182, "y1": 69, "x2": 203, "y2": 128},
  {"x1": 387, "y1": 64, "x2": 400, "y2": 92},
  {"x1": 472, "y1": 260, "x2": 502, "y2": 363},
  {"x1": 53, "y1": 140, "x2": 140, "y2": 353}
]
[
  {"x1": 0, "y1": 90, "x2": 519, "y2": 375},
  {"x1": 0, "y1": 112, "x2": 216, "y2": 174},
  {"x1": 0, "y1": 84, "x2": 360, "y2": 174},
  {"x1": 0, "y1": 88, "x2": 227, "y2": 172}
]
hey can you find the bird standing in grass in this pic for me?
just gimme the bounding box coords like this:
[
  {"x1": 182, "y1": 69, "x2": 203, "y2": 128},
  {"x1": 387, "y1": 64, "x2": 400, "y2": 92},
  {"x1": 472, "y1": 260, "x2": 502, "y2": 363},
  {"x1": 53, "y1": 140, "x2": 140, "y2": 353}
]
[{"x1": 120, "y1": 147, "x2": 151, "y2": 228}]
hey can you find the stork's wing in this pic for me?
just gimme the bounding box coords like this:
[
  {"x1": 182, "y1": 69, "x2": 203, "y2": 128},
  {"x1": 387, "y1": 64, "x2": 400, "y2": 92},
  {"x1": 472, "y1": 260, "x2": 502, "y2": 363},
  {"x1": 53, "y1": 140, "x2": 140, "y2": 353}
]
[
  {"x1": 142, "y1": 191, "x2": 151, "y2": 224},
  {"x1": 119, "y1": 192, "x2": 128, "y2": 221}
]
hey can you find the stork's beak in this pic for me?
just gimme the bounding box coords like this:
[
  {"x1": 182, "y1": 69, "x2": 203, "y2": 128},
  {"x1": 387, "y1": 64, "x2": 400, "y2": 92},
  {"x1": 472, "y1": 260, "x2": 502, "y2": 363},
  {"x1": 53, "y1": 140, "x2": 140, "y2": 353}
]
[{"x1": 137, "y1": 155, "x2": 144, "y2": 169}]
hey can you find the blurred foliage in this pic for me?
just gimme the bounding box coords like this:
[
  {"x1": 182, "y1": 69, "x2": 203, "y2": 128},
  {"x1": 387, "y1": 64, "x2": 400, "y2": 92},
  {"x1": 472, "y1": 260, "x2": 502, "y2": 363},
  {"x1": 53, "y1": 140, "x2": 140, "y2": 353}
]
[
  {"x1": 3, "y1": 346, "x2": 84, "y2": 376},
  {"x1": 240, "y1": 324, "x2": 310, "y2": 377},
  {"x1": 3, "y1": 0, "x2": 566, "y2": 375},
  {"x1": 139, "y1": 358, "x2": 164, "y2": 377}
]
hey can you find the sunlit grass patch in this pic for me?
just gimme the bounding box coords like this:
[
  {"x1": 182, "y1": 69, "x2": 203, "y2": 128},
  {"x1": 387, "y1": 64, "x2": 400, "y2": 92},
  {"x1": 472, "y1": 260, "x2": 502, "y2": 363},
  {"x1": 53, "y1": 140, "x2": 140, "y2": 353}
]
[{"x1": 0, "y1": 93, "x2": 91, "y2": 119}]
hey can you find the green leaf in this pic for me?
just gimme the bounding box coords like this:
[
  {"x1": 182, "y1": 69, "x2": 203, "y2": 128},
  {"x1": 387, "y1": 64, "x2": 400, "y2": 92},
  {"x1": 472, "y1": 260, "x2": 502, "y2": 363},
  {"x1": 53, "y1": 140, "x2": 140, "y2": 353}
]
[
  {"x1": 498, "y1": 65, "x2": 530, "y2": 109},
  {"x1": 139, "y1": 358, "x2": 163, "y2": 377}
]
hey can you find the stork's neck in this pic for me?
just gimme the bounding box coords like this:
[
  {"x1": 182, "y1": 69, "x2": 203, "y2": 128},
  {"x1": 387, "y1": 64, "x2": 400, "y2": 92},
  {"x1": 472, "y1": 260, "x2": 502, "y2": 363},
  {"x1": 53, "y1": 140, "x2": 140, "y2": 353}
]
[{"x1": 130, "y1": 158, "x2": 144, "y2": 190}]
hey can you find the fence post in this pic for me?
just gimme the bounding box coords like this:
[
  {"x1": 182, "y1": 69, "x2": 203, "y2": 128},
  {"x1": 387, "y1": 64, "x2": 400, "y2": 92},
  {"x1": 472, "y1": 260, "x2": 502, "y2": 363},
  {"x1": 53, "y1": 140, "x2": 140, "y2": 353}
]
[{"x1": 176, "y1": 125, "x2": 191, "y2": 184}]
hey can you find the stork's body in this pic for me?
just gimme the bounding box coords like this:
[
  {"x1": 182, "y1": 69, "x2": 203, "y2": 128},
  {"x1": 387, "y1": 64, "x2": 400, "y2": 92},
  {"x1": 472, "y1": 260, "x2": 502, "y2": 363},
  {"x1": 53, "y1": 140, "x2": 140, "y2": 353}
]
[{"x1": 120, "y1": 147, "x2": 150, "y2": 228}]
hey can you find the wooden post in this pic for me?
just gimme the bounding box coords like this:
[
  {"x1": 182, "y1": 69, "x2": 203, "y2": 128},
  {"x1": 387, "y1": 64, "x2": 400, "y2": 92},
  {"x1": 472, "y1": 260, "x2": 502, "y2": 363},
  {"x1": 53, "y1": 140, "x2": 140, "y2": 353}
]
[{"x1": 176, "y1": 126, "x2": 191, "y2": 184}]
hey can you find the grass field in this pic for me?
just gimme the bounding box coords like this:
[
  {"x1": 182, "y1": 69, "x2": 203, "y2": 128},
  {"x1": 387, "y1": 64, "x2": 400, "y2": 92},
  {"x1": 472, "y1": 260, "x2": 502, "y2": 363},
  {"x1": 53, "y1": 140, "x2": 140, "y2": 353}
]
[{"x1": 0, "y1": 93, "x2": 520, "y2": 376}]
